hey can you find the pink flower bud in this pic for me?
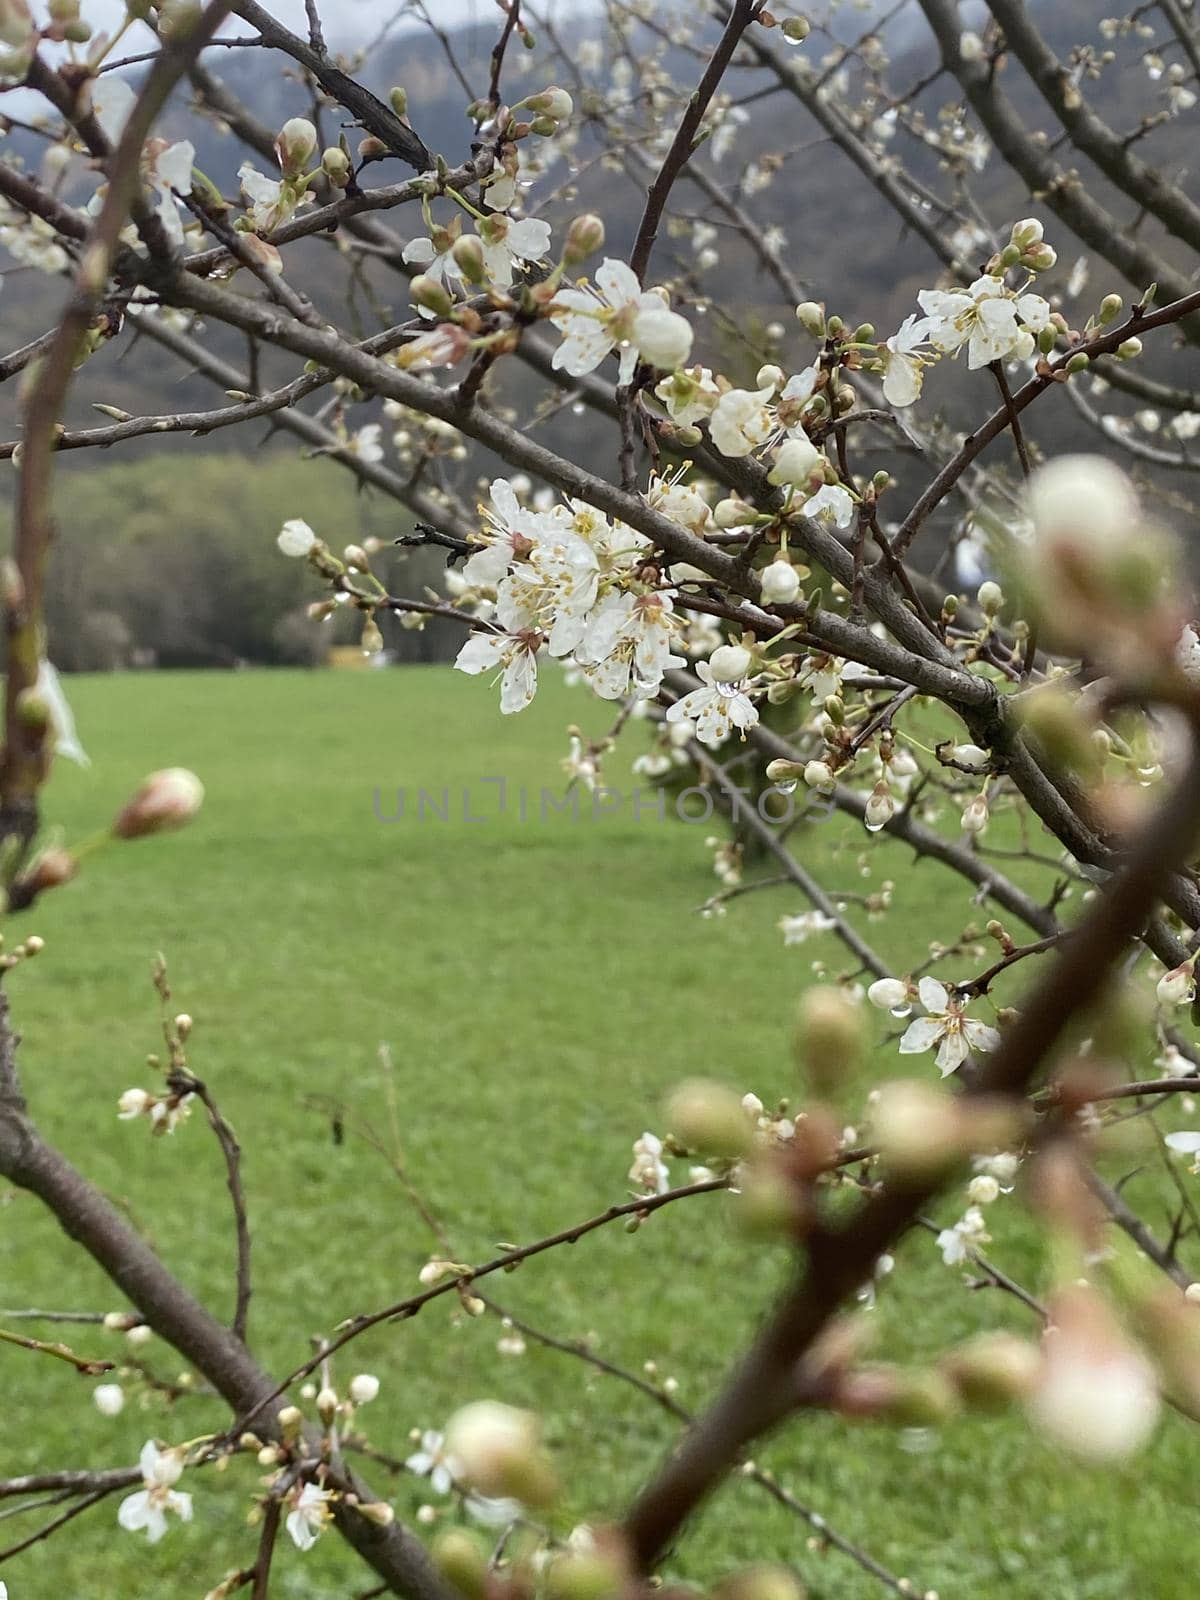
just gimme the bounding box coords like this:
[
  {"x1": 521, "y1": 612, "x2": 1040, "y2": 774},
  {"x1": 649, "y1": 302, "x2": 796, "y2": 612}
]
[{"x1": 113, "y1": 769, "x2": 204, "y2": 840}]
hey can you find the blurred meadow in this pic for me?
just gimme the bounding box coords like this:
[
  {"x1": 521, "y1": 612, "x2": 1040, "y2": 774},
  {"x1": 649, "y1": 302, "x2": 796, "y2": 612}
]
[{"x1": 1, "y1": 668, "x2": 1197, "y2": 1598}]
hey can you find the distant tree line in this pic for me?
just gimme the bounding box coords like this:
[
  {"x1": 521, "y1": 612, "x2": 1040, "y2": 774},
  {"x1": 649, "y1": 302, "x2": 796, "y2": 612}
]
[{"x1": 2, "y1": 451, "x2": 460, "y2": 670}]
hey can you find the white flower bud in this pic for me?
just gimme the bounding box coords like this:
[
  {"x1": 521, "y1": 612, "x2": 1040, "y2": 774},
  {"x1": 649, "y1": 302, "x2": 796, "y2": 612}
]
[
  {"x1": 1157, "y1": 964, "x2": 1196, "y2": 1006},
  {"x1": 118, "y1": 1087, "x2": 150, "y2": 1119},
  {"x1": 277, "y1": 518, "x2": 319, "y2": 558},
  {"x1": 523, "y1": 86, "x2": 573, "y2": 121},
  {"x1": 708, "y1": 643, "x2": 753, "y2": 682},
  {"x1": 960, "y1": 794, "x2": 990, "y2": 835},
  {"x1": 872, "y1": 1080, "x2": 963, "y2": 1181},
  {"x1": 93, "y1": 1383, "x2": 125, "y2": 1416},
  {"x1": 274, "y1": 116, "x2": 317, "y2": 176},
  {"x1": 767, "y1": 436, "x2": 821, "y2": 487},
  {"x1": 714, "y1": 496, "x2": 753, "y2": 529},
  {"x1": 632, "y1": 306, "x2": 694, "y2": 371},
  {"x1": 1028, "y1": 455, "x2": 1140, "y2": 553},
  {"x1": 864, "y1": 782, "x2": 895, "y2": 832},
  {"x1": 350, "y1": 1373, "x2": 381, "y2": 1404},
  {"x1": 759, "y1": 559, "x2": 801, "y2": 605},
  {"x1": 795, "y1": 300, "x2": 825, "y2": 336},
  {"x1": 867, "y1": 978, "x2": 910, "y2": 1013},
  {"x1": 444, "y1": 1400, "x2": 554, "y2": 1504},
  {"x1": 967, "y1": 1174, "x2": 1001, "y2": 1205},
  {"x1": 665, "y1": 1078, "x2": 753, "y2": 1158},
  {"x1": 951, "y1": 744, "x2": 990, "y2": 771},
  {"x1": 755, "y1": 363, "x2": 784, "y2": 390},
  {"x1": 803, "y1": 759, "x2": 835, "y2": 791},
  {"x1": 976, "y1": 580, "x2": 1003, "y2": 614},
  {"x1": 1028, "y1": 1288, "x2": 1160, "y2": 1462}
]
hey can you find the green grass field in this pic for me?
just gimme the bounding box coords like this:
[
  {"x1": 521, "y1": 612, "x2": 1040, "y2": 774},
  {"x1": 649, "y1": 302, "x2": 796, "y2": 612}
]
[{"x1": 2, "y1": 668, "x2": 1198, "y2": 1599}]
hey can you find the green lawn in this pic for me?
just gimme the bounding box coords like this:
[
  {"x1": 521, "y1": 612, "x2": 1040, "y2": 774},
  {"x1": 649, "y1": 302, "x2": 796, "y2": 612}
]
[{"x1": 1, "y1": 668, "x2": 1197, "y2": 1598}]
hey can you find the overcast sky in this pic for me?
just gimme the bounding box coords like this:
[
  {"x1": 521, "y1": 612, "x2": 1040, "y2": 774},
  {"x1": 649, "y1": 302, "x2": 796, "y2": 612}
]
[{"x1": 57, "y1": 1, "x2": 552, "y2": 48}]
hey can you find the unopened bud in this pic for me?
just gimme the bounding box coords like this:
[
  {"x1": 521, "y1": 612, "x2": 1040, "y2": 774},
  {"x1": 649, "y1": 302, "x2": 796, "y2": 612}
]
[
  {"x1": 794, "y1": 985, "x2": 864, "y2": 1086},
  {"x1": 451, "y1": 234, "x2": 486, "y2": 284},
  {"x1": 522, "y1": 86, "x2": 573, "y2": 122},
  {"x1": 113, "y1": 769, "x2": 204, "y2": 840},
  {"x1": 544, "y1": 1549, "x2": 629, "y2": 1600},
  {"x1": 664, "y1": 1078, "x2": 753, "y2": 1159},
  {"x1": 716, "y1": 1566, "x2": 807, "y2": 1600},
  {"x1": 410, "y1": 273, "x2": 454, "y2": 318},
  {"x1": 321, "y1": 147, "x2": 351, "y2": 186},
  {"x1": 1023, "y1": 242, "x2": 1057, "y2": 271},
  {"x1": 760, "y1": 558, "x2": 802, "y2": 606},
  {"x1": 944, "y1": 1333, "x2": 1041, "y2": 1410},
  {"x1": 714, "y1": 496, "x2": 753, "y2": 529},
  {"x1": 872, "y1": 1080, "x2": 964, "y2": 1183},
  {"x1": 354, "y1": 1498, "x2": 394, "y2": 1527},
  {"x1": 274, "y1": 117, "x2": 316, "y2": 176},
  {"x1": 1098, "y1": 292, "x2": 1123, "y2": 325},
  {"x1": 708, "y1": 643, "x2": 753, "y2": 682},
  {"x1": 444, "y1": 1401, "x2": 556, "y2": 1506},
  {"x1": 434, "y1": 1529, "x2": 489, "y2": 1598},
  {"x1": 389, "y1": 86, "x2": 408, "y2": 117},
  {"x1": 1010, "y1": 217, "x2": 1044, "y2": 249},
  {"x1": 563, "y1": 212, "x2": 604, "y2": 265},
  {"x1": 24, "y1": 847, "x2": 77, "y2": 893},
  {"x1": 768, "y1": 435, "x2": 821, "y2": 488},
  {"x1": 735, "y1": 1159, "x2": 806, "y2": 1238},
  {"x1": 795, "y1": 300, "x2": 825, "y2": 337},
  {"x1": 277, "y1": 1405, "x2": 303, "y2": 1443}
]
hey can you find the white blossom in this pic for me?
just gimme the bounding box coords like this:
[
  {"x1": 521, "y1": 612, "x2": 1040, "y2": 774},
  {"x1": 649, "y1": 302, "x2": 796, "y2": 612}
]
[
  {"x1": 576, "y1": 591, "x2": 685, "y2": 699},
  {"x1": 454, "y1": 630, "x2": 541, "y2": 714},
  {"x1": 37, "y1": 660, "x2": 89, "y2": 767},
  {"x1": 476, "y1": 214, "x2": 552, "y2": 289},
  {"x1": 117, "y1": 1442, "x2": 192, "y2": 1543},
  {"x1": 801, "y1": 484, "x2": 855, "y2": 528},
  {"x1": 898, "y1": 977, "x2": 1001, "y2": 1075},
  {"x1": 936, "y1": 1205, "x2": 990, "y2": 1265},
  {"x1": 551, "y1": 260, "x2": 691, "y2": 383},
  {"x1": 629, "y1": 1131, "x2": 669, "y2": 1194},
  {"x1": 1157, "y1": 963, "x2": 1196, "y2": 1006},
  {"x1": 665, "y1": 661, "x2": 758, "y2": 748},
  {"x1": 708, "y1": 386, "x2": 777, "y2": 457},
  {"x1": 777, "y1": 911, "x2": 836, "y2": 945},
  {"x1": 402, "y1": 229, "x2": 465, "y2": 291},
  {"x1": 285, "y1": 1481, "x2": 333, "y2": 1551},
  {"x1": 1165, "y1": 1131, "x2": 1200, "y2": 1173},
  {"x1": 237, "y1": 161, "x2": 311, "y2": 234},
  {"x1": 881, "y1": 314, "x2": 931, "y2": 407},
  {"x1": 917, "y1": 276, "x2": 1026, "y2": 369},
  {"x1": 406, "y1": 1429, "x2": 459, "y2": 1494}
]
